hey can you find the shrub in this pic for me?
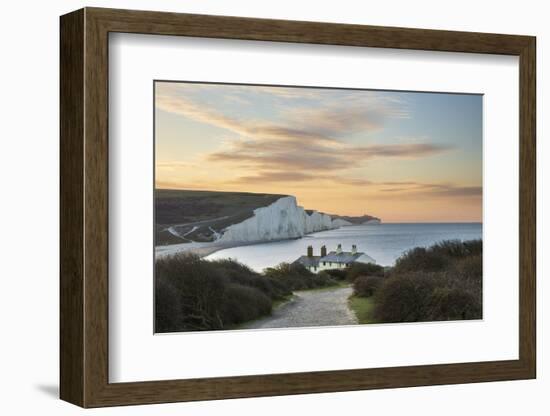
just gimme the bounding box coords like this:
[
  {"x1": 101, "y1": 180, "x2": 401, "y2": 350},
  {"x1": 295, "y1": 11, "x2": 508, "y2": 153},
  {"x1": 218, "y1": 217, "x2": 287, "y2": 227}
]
[
  {"x1": 264, "y1": 262, "x2": 336, "y2": 290},
  {"x1": 463, "y1": 239, "x2": 482, "y2": 256},
  {"x1": 316, "y1": 271, "x2": 337, "y2": 287},
  {"x1": 428, "y1": 286, "x2": 481, "y2": 321},
  {"x1": 323, "y1": 268, "x2": 348, "y2": 280},
  {"x1": 393, "y1": 239, "x2": 482, "y2": 274},
  {"x1": 155, "y1": 253, "x2": 226, "y2": 331},
  {"x1": 449, "y1": 254, "x2": 482, "y2": 283},
  {"x1": 154, "y1": 276, "x2": 182, "y2": 333},
  {"x1": 393, "y1": 247, "x2": 449, "y2": 273},
  {"x1": 346, "y1": 262, "x2": 385, "y2": 282},
  {"x1": 373, "y1": 240, "x2": 483, "y2": 323},
  {"x1": 444, "y1": 254, "x2": 482, "y2": 315},
  {"x1": 221, "y1": 284, "x2": 272, "y2": 326},
  {"x1": 375, "y1": 273, "x2": 482, "y2": 323},
  {"x1": 353, "y1": 275, "x2": 384, "y2": 298},
  {"x1": 431, "y1": 240, "x2": 472, "y2": 258},
  {"x1": 210, "y1": 258, "x2": 291, "y2": 300},
  {"x1": 373, "y1": 272, "x2": 440, "y2": 322},
  {"x1": 155, "y1": 254, "x2": 284, "y2": 332}
]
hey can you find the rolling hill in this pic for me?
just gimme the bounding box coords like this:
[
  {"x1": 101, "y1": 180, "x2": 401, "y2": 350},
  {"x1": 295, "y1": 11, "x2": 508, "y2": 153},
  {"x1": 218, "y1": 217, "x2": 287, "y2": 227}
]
[{"x1": 155, "y1": 189, "x2": 286, "y2": 245}]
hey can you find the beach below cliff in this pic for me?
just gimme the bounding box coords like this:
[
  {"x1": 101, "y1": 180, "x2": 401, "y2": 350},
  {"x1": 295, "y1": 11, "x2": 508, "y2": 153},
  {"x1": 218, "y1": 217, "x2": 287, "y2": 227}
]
[{"x1": 155, "y1": 237, "x2": 299, "y2": 259}]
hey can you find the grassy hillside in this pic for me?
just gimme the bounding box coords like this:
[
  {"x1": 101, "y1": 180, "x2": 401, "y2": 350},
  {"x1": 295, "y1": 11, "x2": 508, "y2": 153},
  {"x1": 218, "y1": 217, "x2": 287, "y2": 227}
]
[{"x1": 155, "y1": 189, "x2": 286, "y2": 245}]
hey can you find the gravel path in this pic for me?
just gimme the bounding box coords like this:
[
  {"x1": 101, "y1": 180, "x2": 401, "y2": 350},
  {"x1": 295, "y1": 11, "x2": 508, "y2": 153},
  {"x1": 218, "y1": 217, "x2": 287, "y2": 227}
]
[{"x1": 243, "y1": 286, "x2": 358, "y2": 329}]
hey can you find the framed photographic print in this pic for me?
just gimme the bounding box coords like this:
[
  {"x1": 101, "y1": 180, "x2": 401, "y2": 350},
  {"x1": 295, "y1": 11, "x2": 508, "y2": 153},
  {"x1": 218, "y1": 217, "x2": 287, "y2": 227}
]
[{"x1": 60, "y1": 7, "x2": 536, "y2": 408}]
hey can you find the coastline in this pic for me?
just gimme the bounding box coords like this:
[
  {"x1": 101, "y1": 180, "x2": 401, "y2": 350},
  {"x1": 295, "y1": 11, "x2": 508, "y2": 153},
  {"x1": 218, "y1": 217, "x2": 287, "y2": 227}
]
[
  {"x1": 155, "y1": 222, "x2": 482, "y2": 264},
  {"x1": 155, "y1": 221, "x2": 380, "y2": 259},
  {"x1": 155, "y1": 236, "x2": 304, "y2": 259}
]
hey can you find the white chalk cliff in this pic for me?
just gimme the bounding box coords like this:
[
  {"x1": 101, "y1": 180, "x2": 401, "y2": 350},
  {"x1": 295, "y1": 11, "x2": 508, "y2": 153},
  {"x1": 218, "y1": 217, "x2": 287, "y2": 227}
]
[{"x1": 218, "y1": 196, "x2": 351, "y2": 243}]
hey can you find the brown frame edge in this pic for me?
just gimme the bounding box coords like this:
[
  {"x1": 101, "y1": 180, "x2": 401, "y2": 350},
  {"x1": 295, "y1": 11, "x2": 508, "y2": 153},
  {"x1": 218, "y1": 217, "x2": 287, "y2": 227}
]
[{"x1": 60, "y1": 7, "x2": 536, "y2": 408}]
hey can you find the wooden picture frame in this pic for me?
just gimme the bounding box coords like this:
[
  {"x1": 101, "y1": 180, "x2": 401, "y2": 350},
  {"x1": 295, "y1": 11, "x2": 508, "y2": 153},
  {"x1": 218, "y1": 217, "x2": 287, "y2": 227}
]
[{"x1": 60, "y1": 7, "x2": 536, "y2": 408}]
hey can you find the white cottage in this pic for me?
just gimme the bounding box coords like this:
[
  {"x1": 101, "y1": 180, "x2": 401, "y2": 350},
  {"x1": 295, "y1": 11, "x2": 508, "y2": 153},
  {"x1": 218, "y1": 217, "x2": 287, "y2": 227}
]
[{"x1": 293, "y1": 244, "x2": 376, "y2": 273}]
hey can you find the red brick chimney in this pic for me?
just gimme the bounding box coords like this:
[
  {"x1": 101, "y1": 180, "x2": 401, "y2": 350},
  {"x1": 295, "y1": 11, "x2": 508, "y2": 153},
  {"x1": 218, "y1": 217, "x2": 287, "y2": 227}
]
[
  {"x1": 307, "y1": 245, "x2": 313, "y2": 257},
  {"x1": 321, "y1": 245, "x2": 327, "y2": 257}
]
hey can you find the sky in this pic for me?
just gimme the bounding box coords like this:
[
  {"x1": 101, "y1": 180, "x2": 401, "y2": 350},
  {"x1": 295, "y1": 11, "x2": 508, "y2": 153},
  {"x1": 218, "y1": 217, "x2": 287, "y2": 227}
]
[{"x1": 155, "y1": 81, "x2": 482, "y2": 223}]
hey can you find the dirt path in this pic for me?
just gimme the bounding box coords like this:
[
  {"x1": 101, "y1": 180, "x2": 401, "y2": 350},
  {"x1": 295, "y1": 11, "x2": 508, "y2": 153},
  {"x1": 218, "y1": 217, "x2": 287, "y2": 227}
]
[{"x1": 243, "y1": 286, "x2": 358, "y2": 329}]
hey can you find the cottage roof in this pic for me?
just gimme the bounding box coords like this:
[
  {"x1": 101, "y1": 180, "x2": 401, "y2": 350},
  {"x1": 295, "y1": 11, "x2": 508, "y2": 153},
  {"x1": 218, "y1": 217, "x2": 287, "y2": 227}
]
[
  {"x1": 320, "y1": 251, "x2": 364, "y2": 264},
  {"x1": 293, "y1": 255, "x2": 321, "y2": 268}
]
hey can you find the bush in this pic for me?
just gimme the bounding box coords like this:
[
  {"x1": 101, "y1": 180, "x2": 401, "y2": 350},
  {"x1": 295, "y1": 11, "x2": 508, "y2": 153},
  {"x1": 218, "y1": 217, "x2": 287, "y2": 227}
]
[
  {"x1": 373, "y1": 240, "x2": 483, "y2": 323},
  {"x1": 221, "y1": 284, "x2": 272, "y2": 326},
  {"x1": 155, "y1": 254, "x2": 286, "y2": 332},
  {"x1": 449, "y1": 254, "x2": 482, "y2": 283},
  {"x1": 323, "y1": 268, "x2": 348, "y2": 280},
  {"x1": 393, "y1": 239, "x2": 482, "y2": 274},
  {"x1": 155, "y1": 276, "x2": 182, "y2": 333},
  {"x1": 393, "y1": 247, "x2": 450, "y2": 273},
  {"x1": 316, "y1": 271, "x2": 337, "y2": 287},
  {"x1": 211, "y1": 258, "x2": 291, "y2": 301},
  {"x1": 353, "y1": 275, "x2": 384, "y2": 298},
  {"x1": 428, "y1": 286, "x2": 481, "y2": 321},
  {"x1": 373, "y1": 272, "x2": 440, "y2": 322},
  {"x1": 155, "y1": 254, "x2": 227, "y2": 331},
  {"x1": 444, "y1": 254, "x2": 482, "y2": 316},
  {"x1": 346, "y1": 262, "x2": 385, "y2": 282},
  {"x1": 374, "y1": 273, "x2": 482, "y2": 323},
  {"x1": 264, "y1": 262, "x2": 336, "y2": 290}
]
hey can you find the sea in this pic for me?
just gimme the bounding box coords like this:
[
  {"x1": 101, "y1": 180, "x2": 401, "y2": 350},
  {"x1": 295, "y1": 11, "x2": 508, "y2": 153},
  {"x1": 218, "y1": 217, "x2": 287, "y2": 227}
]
[{"x1": 206, "y1": 223, "x2": 482, "y2": 272}]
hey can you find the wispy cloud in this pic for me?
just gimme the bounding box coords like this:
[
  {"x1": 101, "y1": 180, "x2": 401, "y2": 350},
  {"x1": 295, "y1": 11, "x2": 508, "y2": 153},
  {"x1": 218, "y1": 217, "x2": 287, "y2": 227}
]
[
  {"x1": 155, "y1": 82, "x2": 409, "y2": 142},
  {"x1": 156, "y1": 90, "x2": 339, "y2": 144},
  {"x1": 208, "y1": 140, "x2": 452, "y2": 172},
  {"x1": 156, "y1": 91, "x2": 246, "y2": 136},
  {"x1": 378, "y1": 182, "x2": 482, "y2": 199},
  {"x1": 229, "y1": 171, "x2": 317, "y2": 184},
  {"x1": 229, "y1": 171, "x2": 374, "y2": 185},
  {"x1": 156, "y1": 161, "x2": 196, "y2": 170},
  {"x1": 227, "y1": 173, "x2": 480, "y2": 200}
]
